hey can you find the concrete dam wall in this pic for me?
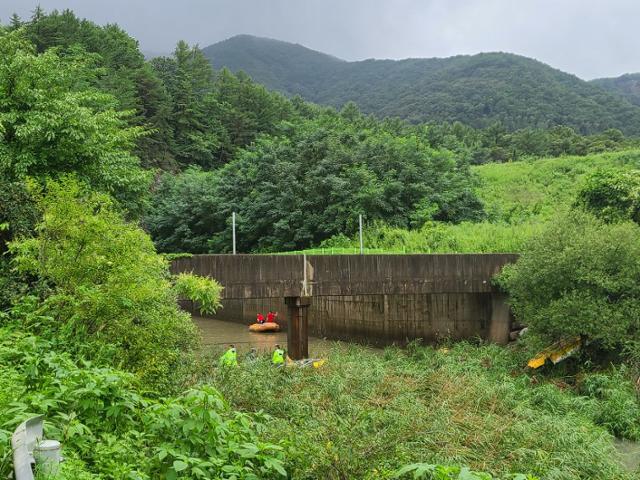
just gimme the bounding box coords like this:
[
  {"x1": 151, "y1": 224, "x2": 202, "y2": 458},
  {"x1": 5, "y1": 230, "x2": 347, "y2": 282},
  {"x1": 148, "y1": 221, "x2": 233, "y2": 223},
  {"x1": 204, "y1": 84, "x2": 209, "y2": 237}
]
[{"x1": 171, "y1": 254, "x2": 518, "y2": 345}]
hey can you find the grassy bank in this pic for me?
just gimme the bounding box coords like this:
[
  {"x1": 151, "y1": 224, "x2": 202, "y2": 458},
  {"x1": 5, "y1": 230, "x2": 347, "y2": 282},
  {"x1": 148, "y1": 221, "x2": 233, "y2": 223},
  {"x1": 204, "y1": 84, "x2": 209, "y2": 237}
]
[
  {"x1": 475, "y1": 149, "x2": 640, "y2": 223},
  {"x1": 205, "y1": 341, "x2": 637, "y2": 479},
  {"x1": 282, "y1": 149, "x2": 640, "y2": 255}
]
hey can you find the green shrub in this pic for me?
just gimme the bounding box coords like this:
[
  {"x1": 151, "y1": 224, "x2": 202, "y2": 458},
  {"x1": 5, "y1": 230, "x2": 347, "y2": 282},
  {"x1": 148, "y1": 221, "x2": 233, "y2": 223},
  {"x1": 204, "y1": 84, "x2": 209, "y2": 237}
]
[
  {"x1": 575, "y1": 168, "x2": 640, "y2": 223},
  {"x1": 0, "y1": 325, "x2": 287, "y2": 480},
  {"x1": 8, "y1": 179, "x2": 206, "y2": 392},
  {"x1": 174, "y1": 272, "x2": 223, "y2": 315},
  {"x1": 498, "y1": 210, "x2": 640, "y2": 349}
]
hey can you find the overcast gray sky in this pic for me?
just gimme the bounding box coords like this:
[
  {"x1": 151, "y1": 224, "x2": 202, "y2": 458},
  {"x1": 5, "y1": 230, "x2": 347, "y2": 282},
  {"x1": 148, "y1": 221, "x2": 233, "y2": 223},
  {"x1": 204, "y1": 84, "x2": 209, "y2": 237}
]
[{"x1": 1, "y1": 0, "x2": 637, "y2": 79}]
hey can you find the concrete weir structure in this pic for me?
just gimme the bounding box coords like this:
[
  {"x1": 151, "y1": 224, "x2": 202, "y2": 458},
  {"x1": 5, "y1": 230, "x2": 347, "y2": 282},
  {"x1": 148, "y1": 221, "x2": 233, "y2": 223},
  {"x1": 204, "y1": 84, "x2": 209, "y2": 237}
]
[{"x1": 171, "y1": 254, "x2": 518, "y2": 354}]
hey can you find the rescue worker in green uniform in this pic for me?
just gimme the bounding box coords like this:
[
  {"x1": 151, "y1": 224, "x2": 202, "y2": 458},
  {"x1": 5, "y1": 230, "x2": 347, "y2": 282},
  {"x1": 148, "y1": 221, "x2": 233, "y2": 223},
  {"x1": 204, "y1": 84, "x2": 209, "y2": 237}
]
[
  {"x1": 219, "y1": 344, "x2": 238, "y2": 367},
  {"x1": 272, "y1": 344, "x2": 285, "y2": 366}
]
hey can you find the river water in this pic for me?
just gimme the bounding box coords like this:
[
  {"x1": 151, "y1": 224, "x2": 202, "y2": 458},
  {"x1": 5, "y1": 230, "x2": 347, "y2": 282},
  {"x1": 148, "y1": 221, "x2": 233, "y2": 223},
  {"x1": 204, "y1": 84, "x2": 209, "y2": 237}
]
[{"x1": 192, "y1": 316, "x2": 332, "y2": 355}]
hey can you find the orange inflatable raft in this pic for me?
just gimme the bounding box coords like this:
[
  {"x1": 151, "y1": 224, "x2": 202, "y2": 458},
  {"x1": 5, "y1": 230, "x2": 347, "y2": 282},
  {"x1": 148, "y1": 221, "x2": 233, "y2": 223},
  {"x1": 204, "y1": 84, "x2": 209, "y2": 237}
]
[{"x1": 248, "y1": 322, "x2": 281, "y2": 333}]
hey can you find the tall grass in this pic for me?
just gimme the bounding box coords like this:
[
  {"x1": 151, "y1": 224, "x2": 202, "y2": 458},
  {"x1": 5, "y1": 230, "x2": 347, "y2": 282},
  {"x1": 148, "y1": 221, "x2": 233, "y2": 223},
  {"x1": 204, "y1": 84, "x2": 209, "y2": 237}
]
[
  {"x1": 284, "y1": 221, "x2": 544, "y2": 254},
  {"x1": 475, "y1": 149, "x2": 640, "y2": 223},
  {"x1": 204, "y1": 342, "x2": 634, "y2": 479}
]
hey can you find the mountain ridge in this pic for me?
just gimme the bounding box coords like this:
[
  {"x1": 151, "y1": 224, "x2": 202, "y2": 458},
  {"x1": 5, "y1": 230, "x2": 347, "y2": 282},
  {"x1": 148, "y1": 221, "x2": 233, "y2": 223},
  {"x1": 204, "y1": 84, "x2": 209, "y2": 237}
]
[
  {"x1": 203, "y1": 35, "x2": 640, "y2": 135},
  {"x1": 591, "y1": 73, "x2": 640, "y2": 107}
]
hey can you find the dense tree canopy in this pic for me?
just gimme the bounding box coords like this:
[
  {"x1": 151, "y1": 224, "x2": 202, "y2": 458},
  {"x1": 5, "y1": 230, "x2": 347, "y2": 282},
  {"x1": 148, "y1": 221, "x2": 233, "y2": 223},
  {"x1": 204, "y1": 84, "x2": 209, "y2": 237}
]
[
  {"x1": 499, "y1": 211, "x2": 640, "y2": 351},
  {"x1": 0, "y1": 29, "x2": 150, "y2": 214},
  {"x1": 147, "y1": 110, "x2": 484, "y2": 253}
]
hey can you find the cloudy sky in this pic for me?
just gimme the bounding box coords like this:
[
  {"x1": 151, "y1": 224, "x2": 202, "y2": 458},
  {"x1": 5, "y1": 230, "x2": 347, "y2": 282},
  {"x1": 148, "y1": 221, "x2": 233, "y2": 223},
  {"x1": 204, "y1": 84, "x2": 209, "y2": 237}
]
[{"x1": 2, "y1": 0, "x2": 637, "y2": 79}]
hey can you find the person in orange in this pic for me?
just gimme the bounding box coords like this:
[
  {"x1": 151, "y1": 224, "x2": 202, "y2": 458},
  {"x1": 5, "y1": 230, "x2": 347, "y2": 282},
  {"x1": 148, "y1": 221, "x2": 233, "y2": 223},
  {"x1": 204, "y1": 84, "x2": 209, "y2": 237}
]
[
  {"x1": 266, "y1": 311, "x2": 276, "y2": 324},
  {"x1": 256, "y1": 313, "x2": 265, "y2": 324}
]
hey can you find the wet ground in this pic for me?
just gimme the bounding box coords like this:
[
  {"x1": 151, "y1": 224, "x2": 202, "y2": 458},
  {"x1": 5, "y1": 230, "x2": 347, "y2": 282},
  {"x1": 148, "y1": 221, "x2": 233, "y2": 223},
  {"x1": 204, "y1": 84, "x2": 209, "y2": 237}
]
[
  {"x1": 193, "y1": 316, "x2": 332, "y2": 355},
  {"x1": 614, "y1": 438, "x2": 640, "y2": 473}
]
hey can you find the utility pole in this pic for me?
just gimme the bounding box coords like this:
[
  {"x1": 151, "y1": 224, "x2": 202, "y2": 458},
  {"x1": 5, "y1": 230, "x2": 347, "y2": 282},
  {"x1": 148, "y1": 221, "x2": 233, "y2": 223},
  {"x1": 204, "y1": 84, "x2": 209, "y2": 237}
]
[
  {"x1": 232, "y1": 212, "x2": 236, "y2": 255},
  {"x1": 359, "y1": 214, "x2": 364, "y2": 255}
]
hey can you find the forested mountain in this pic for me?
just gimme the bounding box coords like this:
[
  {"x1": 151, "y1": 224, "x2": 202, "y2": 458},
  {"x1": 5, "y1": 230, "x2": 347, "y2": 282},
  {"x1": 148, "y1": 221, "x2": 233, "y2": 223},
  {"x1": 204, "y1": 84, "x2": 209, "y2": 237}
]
[
  {"x1": 3, "y1": 10, "x2": 638, "y2": 254},
  {"x1": 204, "y1": 35, "x2": 640, "y2": 135},
  {"x1": 202, "y1": 34, "x2": 344, "y2": 96},
  {"x1": 591, "y1": 73, "x2": 640, "y2": 106}
]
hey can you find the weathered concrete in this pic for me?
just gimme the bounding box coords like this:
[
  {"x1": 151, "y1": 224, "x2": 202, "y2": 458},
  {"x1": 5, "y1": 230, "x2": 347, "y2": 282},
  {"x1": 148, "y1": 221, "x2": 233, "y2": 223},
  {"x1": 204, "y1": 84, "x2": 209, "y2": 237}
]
[
  {"x1": 172, "y1": 254, "x2": 518, "y2": 345},
  {"x1": 171, "y1": 254, "x2": 517, "y2": 298}
]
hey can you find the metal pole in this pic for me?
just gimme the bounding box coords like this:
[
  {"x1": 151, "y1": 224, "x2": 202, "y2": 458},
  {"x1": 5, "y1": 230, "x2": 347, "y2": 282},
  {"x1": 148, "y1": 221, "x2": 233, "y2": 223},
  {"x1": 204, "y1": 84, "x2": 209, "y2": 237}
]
[
  {"x1": 359, "y1": 214, "x2": 364, "y2": 254},
  {"x1": 232, "y1": 212, "x2": 236, "y2": 255}
]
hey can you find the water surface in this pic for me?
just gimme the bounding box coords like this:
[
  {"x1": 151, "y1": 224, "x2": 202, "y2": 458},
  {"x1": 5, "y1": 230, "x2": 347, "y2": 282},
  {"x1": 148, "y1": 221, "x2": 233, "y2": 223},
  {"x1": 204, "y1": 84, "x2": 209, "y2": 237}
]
[
  {"x1": 614, "y1": 438, "x2": 640, "y2": 473},
  {"x1": 193, "y1": 316, "x2": 331, "y2": 355}
]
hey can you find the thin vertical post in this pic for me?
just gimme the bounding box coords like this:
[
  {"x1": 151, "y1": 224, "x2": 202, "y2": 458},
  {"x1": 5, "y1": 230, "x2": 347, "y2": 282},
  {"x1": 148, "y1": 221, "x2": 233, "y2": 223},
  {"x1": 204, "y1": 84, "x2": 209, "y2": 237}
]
[
  {"x1": 359, "y1": 214, "x2": 364, "y2": 254},
  {"x1": 232, "y1": 212, "x2": 236, "y2": 255}
]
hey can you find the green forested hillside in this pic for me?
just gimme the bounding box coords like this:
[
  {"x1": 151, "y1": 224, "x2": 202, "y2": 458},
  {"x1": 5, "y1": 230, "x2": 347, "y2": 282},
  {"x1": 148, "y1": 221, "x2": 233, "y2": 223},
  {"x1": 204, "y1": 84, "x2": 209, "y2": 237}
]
[
  {"x1": 592, "y1": 73, "x2": 640, "y2": 106},
  {"x1": 202, "y1": 34, "x2": 344, "y2": 97},
  {"x1": 205, "y1": 35, "x2": 640, "y2": 135}
]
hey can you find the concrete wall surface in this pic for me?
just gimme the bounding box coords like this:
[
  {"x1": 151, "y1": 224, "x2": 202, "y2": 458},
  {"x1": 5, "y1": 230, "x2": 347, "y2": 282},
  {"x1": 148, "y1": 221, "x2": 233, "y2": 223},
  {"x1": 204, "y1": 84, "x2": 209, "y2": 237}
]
[
  {"x1": 173, "y1": 254, "x2": 518, "y2": 345},
  {"x1": 171, "y1": 254, "x2": 518, "y2": 298}
]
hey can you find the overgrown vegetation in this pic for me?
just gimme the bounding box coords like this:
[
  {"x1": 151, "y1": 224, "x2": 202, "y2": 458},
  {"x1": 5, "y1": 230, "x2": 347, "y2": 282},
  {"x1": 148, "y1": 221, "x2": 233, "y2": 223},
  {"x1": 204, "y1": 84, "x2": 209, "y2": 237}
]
[
  {"x1": 497, "y1": 211, "x2": 640, "y2": 359},
  {"x1": 316, "y1": 150, "x2": 640, "y2": 254},
  {"x1": 2, "y1": 7, "x2": 640, "y2": 479},
  {"x1": 206, "y1": 341, "x2": 635, "y2": 479},
  {"x1": 7, "y1": 179, "x2": 218, "y2": 391},
  {"x1": 0, "y1": 325, "x2": 288, "y2": 479}
]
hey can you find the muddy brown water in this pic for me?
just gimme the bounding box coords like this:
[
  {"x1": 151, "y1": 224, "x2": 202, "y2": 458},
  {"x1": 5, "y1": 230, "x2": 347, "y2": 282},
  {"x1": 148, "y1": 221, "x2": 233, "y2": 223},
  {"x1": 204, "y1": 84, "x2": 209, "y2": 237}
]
[{"x1": 192, "y1": 316, "x2": 333, "y2": 355}]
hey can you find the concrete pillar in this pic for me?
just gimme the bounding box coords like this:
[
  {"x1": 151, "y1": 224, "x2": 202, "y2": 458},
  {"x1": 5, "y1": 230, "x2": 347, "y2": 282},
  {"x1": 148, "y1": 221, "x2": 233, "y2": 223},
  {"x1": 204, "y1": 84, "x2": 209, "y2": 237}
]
[
  {"x1": 488, "y1": 292, "x2": 511, "y2": 344},
  {"x1": 285, "y1": 296, "x2": 312, "y2": 360}
]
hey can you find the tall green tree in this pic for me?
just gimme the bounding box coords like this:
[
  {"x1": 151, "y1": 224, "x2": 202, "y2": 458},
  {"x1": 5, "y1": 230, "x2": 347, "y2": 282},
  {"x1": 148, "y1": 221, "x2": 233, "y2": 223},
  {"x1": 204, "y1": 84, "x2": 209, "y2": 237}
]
[
  {"x1": 153, "y1": 42, "x2": 226, "y2": 169},
  {"x1": 0, "y1": 29, "x2": 150, "y2": 215},
  {"x1": 498, "y1": 211, "x2": 640, "y2": 350},
  {"x1": 21, "y1": 8, "x2": 175, "y2": 168}
]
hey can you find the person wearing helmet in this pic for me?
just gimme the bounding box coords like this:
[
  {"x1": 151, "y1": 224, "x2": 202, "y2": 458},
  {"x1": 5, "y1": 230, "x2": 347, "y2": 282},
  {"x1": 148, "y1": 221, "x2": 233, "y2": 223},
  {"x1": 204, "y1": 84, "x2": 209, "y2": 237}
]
[
  {"x1": 272, "y1": 344, "x2": 285, "y2": 366},
  {"x1": 219, "y1": 344, "x2": 238, "y2": 367}
]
